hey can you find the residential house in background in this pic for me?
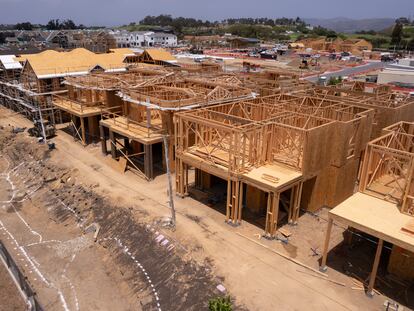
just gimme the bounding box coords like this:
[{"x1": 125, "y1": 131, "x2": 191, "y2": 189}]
[
  {"x1": 111, "y1": 31, "x2": 177, "y2": 48},
  {"x1": 340, "y1": 39, "x2": 372, "y2": 55},
  {"x1": 298, "y1": 37, "x2": 372, "y2": 55},
  {"x1": 0, "y1": 30, "x2": 117, "y2": 54}
]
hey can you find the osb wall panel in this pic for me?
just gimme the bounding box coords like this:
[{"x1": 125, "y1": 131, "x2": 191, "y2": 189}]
[
  {"x1": 301, "y1": 157, "x2": 360, "y2": 212},
  {"x1": 325, "y1": 157, "x2": 360, "y2": 208},
  {"x1": 106, "y1": 90, "x2": 123, "y2": 108},
  {"x1": 396, "y1": 103, "x2": 414, "y2": 126},
  {"x1": 302, "y1": 123, "x2": 336, "y2": 177},
  {"x1": 369, "y1": 104, "x2": 414, "y2": 139},
  {"x1": 126, "y1": 103, "x2": 144, "y2": 123},
  {"x1": 331, "y1": 114, "x2": 373, "y2": 168}
]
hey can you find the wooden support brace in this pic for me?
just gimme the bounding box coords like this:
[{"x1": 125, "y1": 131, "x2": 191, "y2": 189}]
[
  {"x1": 144, "y1": 144, "x2": 154, "y2": 180},
  {"x1": 99, "y1": 125, "x2": 107, "y2": 155},
  {"x1": 367, "y1": 239, "x2": 383, "y2": 297},
  {"x1": 80, "y1": 117, "x2": 87, "y2": 146},
  {"x1": 109, "y1": 130, "x2": 116, "y2": 159},
  {"x1": 226, "y1": 178, "x2": 231, "y2": 222},
  {"x1": 320, "y1": 217, "x2": 333, "y2": 272},
  {"x1": 237, "y1": 182, "x2": 244, "y2": 223}
]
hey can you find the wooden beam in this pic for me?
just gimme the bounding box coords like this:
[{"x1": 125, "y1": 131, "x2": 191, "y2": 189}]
[
  {"x1": 109, "y1": 130, "x2": 116, "y2": 159},
  {"x1": 99, "y1": 125, "x2": 107, "y2": 155},
  {"x1": 367, "y1": 239, "x2": 383, "y2": 297},
  {"x1": 80, "y1": 117, "x2": 87, "y2": 146},
  {"x1": 320, "y1": 217, "x2": 333, "y2": 272},
  {"x1": 144, "y1": 144, "x2": 154, "y2": 180}
]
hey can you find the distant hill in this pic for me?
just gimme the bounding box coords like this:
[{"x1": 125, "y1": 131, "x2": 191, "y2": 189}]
[{"x1": 304, "y1": 17, "x2": 395, "y2": 33}]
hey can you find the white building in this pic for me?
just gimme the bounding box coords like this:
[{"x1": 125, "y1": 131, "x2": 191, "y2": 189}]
[
  {"x1": 377, "y1": 58, "x2": 414, "y2": 87},
  {"x1": 378, "y1": 69, "x2": 414, "y2": 87},
  {"x1": 398, "y1": 58, "x2": 414, "y2": 68},
  {"x1": 111, "y1": 31, "x2": 177, "y2": 48}
]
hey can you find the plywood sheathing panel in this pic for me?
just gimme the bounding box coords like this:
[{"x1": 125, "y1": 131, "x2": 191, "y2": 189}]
[
  {"x1": 387, "y1": 245, "x2": 414, "y2": 281},
  {"x1": 301, "y1": 157, "x2": 361, "y2": 212},
  {"x1": 245, "y1": 184, "x2": 267, "y2": 213}
]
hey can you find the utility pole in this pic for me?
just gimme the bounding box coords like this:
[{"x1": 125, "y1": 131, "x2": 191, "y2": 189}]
[{"x1": 163, "y1": 134, "x2": 176, "y2": 228}]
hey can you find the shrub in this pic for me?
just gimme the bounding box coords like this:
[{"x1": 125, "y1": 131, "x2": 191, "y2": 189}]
[{"x1": 208, "y1": 296, "x2": 232, "y2": 311}]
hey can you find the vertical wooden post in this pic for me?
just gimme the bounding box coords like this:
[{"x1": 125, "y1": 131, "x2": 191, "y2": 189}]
[
  {"x1": 272, "y1": 192, "x2": 280, "y2": 235},
  {"x1": 144, "y1": 144, "x2": 149, "y2": 179},
  {"x1": 288, "y1": 186, "x2": 295, "y2": 224},
  {"x1": 124, "y1": 137, "x2": 130, "y2": 155},
  {"x1": 265, "y1": 193, "x2": 272, "y2": 236},
  {"x1": 184, "y1": 164, "x2": 188, "y2": 195},
  {"x1": 226, "y1": 178, "x2": 231, "y2": 222},
  {"x1": 360, "y1": 145, "x2": 373, "y2": 192},
  {"x1": 294, "y1": 182, "x2": 303, "y2": 223},
  {"x1": 71, "y1": 115, "x2": 76, "y2": 141},
  {"x1": 367, "y1": 239, "x2": 383, "y2": 297},
  {"x1": 237, "y1": 182, "x2": 244, "y2": 224},
  {"x1": 232, "y1": 180, "x2": 239, "y2": 224},
  {"x1": 265, "y1": 192, "x2": 279, "y2": 238},
  {"x1": 99, "y1": 125, "x2": 107, "y2": 155},
  {"x1": 80, "y1": 117, "x2": 86, "y2": 146},
  {"x1": 320, "y1": 217, "x2": 333, "y2": 272},
  {"x1": 144, "y1": 144, "x2": 153, "y2": 180},
  {"x1": 176, "y1": 158, "x2": 184, "y2": 197},
  {"x1": 109, "y1": 130, "x2": 116, "y2": 159},
  {"x1": 149, "y1": 144, "x2": 153, "y2": 179}
]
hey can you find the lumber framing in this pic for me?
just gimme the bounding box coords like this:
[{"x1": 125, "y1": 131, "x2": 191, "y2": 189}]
[
  {"x1": 303, "y1": 84, "x2": 414, "y2": 138},
  {"x1": 0, "y1": 75, "x2": 59, "y2": 126},
  {"x1": 359, "y1": 125, "x2": 414, "y2": 216},
  {"x1": 174, "y1": 95, "x2": 374, "y2": 237},
  {"x1": 321, "y1": 122, "x2": 414, "y2": 296}
]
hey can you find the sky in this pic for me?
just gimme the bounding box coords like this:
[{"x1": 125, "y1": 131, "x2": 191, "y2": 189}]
[{"x1": 0, "y1": 0, "x2": 413, "y2": 26}]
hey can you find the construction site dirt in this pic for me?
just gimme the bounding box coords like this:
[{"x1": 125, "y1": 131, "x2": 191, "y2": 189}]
[
  {"x1": 0, "y1": 263, "x2": 27, "y2": 311},
  {"x1": 1, "y1": 106, "x2": 413, "y2": 311},
  {"x1": 0, "y1": 124, "x2": 225, "y2": 310}
]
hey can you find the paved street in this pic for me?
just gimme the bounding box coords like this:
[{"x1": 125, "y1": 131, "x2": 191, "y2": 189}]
[{"x1": 305, "y1": 61, "x2": 386, "y2": 83}]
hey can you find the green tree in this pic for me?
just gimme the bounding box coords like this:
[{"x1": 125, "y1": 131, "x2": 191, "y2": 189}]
[
  {"x1": 391, "y1": 23, "x2": 403, "y2": 45},
  {"x1": 46, "y1": 19, "x2": 61, "y2": 30},
  {"x1": 15, "y1": 22, "x2": 33, "y2": 30},
  {"x1": 328, "y1": 76, "x2": 343, "y2": 86},
  {"x1": 313, "y1": 26, "x2": 337, "y2": 38}
]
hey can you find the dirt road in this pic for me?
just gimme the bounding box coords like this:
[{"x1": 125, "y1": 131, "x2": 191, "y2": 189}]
[{"x1": 0, "y1": 120, "x2": 223, "y2": 310}]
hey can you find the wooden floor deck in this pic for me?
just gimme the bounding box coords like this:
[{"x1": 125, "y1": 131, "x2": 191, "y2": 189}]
[
  {"x1": 241, "y1": 163, "x2": 303, "y2": 193},
  {"x1": 100, "y1": 116, "x2": 163, "y2": 145},
  {"x1": 53, "y1": 97, "x2": 102, "y2": 117},
  {"x1": 329, "y1": 192, "x2": 414, "y2": 253}
]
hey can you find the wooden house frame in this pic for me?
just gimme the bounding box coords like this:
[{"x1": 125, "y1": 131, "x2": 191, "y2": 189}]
[
  {"x1": 175, "y1": 100, "x2": 346, "y2": 237},
  {"x1": 321, "y1": 122, "x2": 414, "y2": 296},
  {"x1": 138, "y1": 49, "x2": 177, "y2": 66},
  {"x1": 53, "y1": 69, "x2": 171, "y2": 146},
  {"x1": 243, "y1": 94, "x2": 375, "y2": 166},
  {"x1": 303, "y1": 86, "x2": 414, "y2": 138},
  {"x1": 99, "y1": 77, "x2": 254, "y2": 180},
  {"x1": 359, "y1": 128, "x2": 414, "y2": 216},
  {"x1": 0, "y1": 77, "x2": 42, "y2": 119},
  {"x1": 174, "y1": 91, "x2": 379, "y2": 236}
]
